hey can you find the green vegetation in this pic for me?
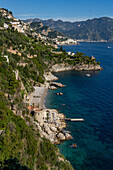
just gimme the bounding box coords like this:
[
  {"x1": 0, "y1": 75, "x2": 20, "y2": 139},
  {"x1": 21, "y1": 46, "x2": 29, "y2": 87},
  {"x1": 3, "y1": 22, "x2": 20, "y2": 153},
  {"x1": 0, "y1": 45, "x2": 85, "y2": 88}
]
[
  {"x1": 0, "y1": 12, "x2": 12, "y2": 27},
  {"x1": 0, "y1": 8, "x2": 101, "y2": 169},
  {"x1": 0, "y1": 96, "x2": 73, "y2": 169},
  {"x1": 51, "y1": 49, "x2": 98, "y2": 66},
  {"x1": 0, "y1": 10, "x2": 74, "y2": 169},
  {"x1": 67, "y1": 51, "x2": 97, "y2": 65},
  {"x1": 31, "y1": 22, "x2": 65, "y2": 39},
  {"x1": 30, "y1": 17, "x2": 113, "y2": 41},
  {"x1": 0, "y1": 55, "x2": 19, "y2": 95},
  {"x1": 0, "y1": 17, "x2": 99, "y2": 94}
]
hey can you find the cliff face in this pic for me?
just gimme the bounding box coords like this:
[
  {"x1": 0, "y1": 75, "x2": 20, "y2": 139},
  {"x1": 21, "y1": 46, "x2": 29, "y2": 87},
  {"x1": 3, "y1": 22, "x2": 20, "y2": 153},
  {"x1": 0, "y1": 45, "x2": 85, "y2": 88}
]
[
  {"x1": 51, "y1": 63, "x2": 102, "y2": 72},
  {"x1": 74, "y1": 64, "x2": 102, "y2": 71}
]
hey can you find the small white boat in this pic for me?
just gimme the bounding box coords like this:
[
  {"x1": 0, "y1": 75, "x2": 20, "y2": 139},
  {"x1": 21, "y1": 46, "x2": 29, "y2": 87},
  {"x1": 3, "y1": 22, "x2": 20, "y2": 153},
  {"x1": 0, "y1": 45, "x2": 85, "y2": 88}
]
[
  {"x1": 107, "y1": 46, "x2": 112, "y2": 48},
  {"x1": 86, "y1": 74, "x2": 90, "y2": 77},
  {"x1": 69, "y1": 143, "x2": 77, "y2": 148}
]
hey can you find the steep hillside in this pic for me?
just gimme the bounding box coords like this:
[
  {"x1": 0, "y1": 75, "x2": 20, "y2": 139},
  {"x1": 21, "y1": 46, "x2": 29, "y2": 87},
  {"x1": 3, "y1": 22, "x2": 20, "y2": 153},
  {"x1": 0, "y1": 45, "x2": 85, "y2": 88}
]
[
  {"x1": 0, "y1": 8, "x2": 74, "y2": 170},
  {"x1": 30, "y1": 22, "x2": 66, "y2": 39},
  {"x1": 24, "y1": 17, "x2": 113, "y2": 42},
  {"x1": 0, "y1": 8, "x2": 101, "y2": 169},
  {"x1": 23, "y1": 19, "x2": 77, "y2": 45}
]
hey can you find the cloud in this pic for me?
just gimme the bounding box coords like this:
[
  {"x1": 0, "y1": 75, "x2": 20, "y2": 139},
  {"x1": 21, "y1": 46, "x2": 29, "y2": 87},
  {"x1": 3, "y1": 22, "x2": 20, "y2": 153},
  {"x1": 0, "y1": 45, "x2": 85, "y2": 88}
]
[
  {"x1": 15, "y1": 13, "x2": 40, "y2": 19},
  {"x1": 15, "y1": 13, "x2": 58, "y2": 19},
  {"x1": 15, "y1": 14, "x2": 113, "y2": 22},
  {"x1": 54, "y1": 15, "x2": 113, "y2": 22},
  {"x1": 15, "y1": 12, "x2": 97, "y2": 22},
  {"x1": 52, "y1": 17, "x2": 89, "y2": 22}
]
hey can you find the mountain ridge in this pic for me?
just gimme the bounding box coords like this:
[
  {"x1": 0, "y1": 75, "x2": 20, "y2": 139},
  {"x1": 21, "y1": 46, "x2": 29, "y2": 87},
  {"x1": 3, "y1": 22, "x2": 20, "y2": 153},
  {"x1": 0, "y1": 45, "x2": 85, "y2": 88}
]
[{"x1": 23, "y1": 17, "x2": 113, "y2": 42}]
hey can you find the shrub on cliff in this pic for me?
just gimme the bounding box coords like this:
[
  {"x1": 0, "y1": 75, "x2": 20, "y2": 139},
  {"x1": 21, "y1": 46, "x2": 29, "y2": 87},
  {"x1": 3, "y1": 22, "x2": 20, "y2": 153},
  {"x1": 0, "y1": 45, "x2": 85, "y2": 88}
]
[{"x1": 0, "y1": 100, "x2": 73, "y2": 170}]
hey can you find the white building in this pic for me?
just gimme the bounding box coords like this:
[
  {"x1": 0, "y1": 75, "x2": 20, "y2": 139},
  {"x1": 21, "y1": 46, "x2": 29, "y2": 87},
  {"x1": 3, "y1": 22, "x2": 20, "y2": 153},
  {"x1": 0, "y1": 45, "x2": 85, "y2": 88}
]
[
  {"x1": 67, "y1": 51, "x2": 75, "y2": 56},
  {"x1": 4, "y1": 23, "x2": 9, "y2": 29},
  {"x1": 67, "y1": 51, "x2": 72, "y2": 55},
  {"x1": 10, "y1": 21, "x2": 25, "y2": 33},
  {"x1": 4, "y1": 55, "x2": 9, "y2": 63},
  {"x1": 11, "y1": 22, "x2": 20, "y2": 25},
  {"x1": 71, "y1": 52, "x2": 75, "y2": 56},
  {"x1": 34, "y1": 109, "x2": 58, "y2": 124}
]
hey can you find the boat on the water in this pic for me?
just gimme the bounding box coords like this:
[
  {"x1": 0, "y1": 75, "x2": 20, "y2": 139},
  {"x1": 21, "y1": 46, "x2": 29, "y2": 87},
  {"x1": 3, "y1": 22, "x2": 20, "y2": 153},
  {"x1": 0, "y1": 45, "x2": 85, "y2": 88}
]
[
  {"x1": 86, "y1": 74, "x2": 90, "y2": 77},
  {"x1": 69, "y1": 143, "x2": 77, "y2": 148}
]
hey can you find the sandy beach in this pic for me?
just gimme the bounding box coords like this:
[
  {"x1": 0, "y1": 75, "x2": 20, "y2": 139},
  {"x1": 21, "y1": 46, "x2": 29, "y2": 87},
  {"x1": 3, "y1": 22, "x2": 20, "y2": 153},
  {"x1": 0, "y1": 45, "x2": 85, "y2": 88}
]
[
  {"x1": 28, "y1": 86, "x2": 48, "y2": 109},
  {"x1": 27, "y1": 81, "x2": 73, "y2": 144}
]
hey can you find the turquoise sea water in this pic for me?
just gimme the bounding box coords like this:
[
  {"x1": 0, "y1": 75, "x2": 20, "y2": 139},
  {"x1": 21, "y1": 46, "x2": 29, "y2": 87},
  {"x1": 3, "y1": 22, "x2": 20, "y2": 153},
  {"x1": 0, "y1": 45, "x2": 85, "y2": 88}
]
[{"x1": 45, "y1": 42, "x2": 113, "y2": 170}]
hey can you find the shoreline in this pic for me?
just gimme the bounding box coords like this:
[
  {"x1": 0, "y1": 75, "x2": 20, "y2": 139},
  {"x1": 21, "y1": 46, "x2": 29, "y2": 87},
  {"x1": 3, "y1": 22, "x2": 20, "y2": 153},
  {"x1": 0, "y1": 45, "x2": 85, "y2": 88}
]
[
  {"x1": 28, "y1": 62, "x2": 102, "y2": 144},
  {"x1": 40, "y1": 87, "x2": 48, "y2": 109},
  {"x1": 28, "y1": 79, "x2": 73, "y2": 144},
  {"x1": 51, "y1": 63, "x2": 102, "y2": 72},
  {"x1": 28, "y1": 86, "x2": 48, "y2": 109}
]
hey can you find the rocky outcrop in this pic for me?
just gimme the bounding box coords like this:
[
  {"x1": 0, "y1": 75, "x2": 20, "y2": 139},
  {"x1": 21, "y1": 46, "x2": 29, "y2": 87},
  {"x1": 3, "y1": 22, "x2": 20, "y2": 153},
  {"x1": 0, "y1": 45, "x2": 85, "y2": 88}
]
[
  {"x1": 34, "y1": 115, "x2": 72, "y2": 144},
  {"x1": 56, "y1": 93, "x2": 63, "y2": 95},
  {"x1": 44, "y1": 72, "x2": 58, "y2": 81},
  {"x1": 49, "y1": 86, "x2": 57, "y2": 90},
  {"x1": 51, "y1": 63, "x2": 102, "y2": 72},
  {"x1": 49, "y1": 82, "x2": 65, "y2": 90},
  {"x1": 51, "y1": 63, "x2": 75, "y2": 72},
  {"x1": 43, "y1": 124, "x2": 52, "y2": 135},
  {"x1": 91, "y1": 56, "x2": 95, "y2": 60},
  {"x1": 50, "y1": 126, "x2": 57, "y2": 132},
  {"x1": 57, "y1": 133, "x2": 66, "y2": 141},
  {"x1": 74, "y1": 64, "x2": 102, "y2": 71},
  {"x1": 50, "y1": 82, "x2": 65, "y2": 88},
  {"x1": 65, "y1": 133, "x2": 73, "y2": 140}
]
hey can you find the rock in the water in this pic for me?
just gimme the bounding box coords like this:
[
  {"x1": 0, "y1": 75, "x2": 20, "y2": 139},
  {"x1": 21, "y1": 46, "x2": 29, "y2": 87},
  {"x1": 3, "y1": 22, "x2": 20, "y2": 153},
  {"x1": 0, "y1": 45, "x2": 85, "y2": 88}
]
[
  {"x1": 49, "y1": 86, "x2": 57, "y2": 90},
  {"x1": 50, "y1": 82, "x2": 65, "y2": 88},
  {"x1": 90, "y1": 56, "x2": 95, "y2": 60},
  {"x1": 57, "y1": 133, "x2": 65, "y2": 141},
  {"x1": 56, "y1": 92, "x2": 63, "y2": 95},
  {"x1": 54, "y1": 139, "x2": 60, "y2": 144},
  {"x1": 65, "y1": 133, "x2": 73, "y2": 140}
]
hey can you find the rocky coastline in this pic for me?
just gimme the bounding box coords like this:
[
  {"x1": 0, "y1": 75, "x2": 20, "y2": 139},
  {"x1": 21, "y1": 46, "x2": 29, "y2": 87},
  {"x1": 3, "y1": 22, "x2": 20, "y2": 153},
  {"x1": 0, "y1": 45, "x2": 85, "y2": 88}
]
[
  {"x1": 34, "y1": 109, "x2": 72, "y2": 144},
  {"x1": 27, "y1": 82, "x2": 72, "y2": 144},
  {"x1": 26, "y1": 70, "x2": 73, "y2": 144},
  {"x1": 51, "y1": 63, "x2": 102, "y2": 72},
  {"x1": 28, "y1": 62, "x2": 102, "y2": 145}
]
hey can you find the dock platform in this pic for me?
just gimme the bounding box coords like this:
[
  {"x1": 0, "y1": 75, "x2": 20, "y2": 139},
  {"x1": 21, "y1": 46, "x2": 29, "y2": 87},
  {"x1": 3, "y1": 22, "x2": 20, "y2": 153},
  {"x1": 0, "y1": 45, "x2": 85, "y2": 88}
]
[{"x1": 65, "y1": 118, "x2": 84, "y2": 122}]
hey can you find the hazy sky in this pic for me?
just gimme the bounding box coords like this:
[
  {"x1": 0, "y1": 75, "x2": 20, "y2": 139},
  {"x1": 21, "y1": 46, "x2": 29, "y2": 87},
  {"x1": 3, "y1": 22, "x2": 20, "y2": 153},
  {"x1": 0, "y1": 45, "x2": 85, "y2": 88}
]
[{"x1": 0, "y1": 0, "x2": 113, "y2": 21}]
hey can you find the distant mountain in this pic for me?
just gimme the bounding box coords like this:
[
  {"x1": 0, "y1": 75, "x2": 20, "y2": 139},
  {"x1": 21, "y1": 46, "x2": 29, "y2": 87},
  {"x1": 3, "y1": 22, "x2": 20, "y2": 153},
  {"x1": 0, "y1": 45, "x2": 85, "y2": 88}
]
[
  {"x1": 23, "y1": 18, "x2": 68, "y2": 39},
  {"x1": 30, "y1": 21, "x2": 67, "y2": 39},
  {"x1": 23, "y1": 18, "x2": 42, "y2": 23},
  {"x1": 23, "y1": 17, "x2": 113, "y2": 42}
]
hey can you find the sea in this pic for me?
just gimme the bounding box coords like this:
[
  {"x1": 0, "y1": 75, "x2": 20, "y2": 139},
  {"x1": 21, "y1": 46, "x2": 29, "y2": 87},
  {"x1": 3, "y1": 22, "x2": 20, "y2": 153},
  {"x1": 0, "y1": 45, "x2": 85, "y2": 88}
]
[{"x1": 45, "y1": 42, "x2": 113, "y2": 170}]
